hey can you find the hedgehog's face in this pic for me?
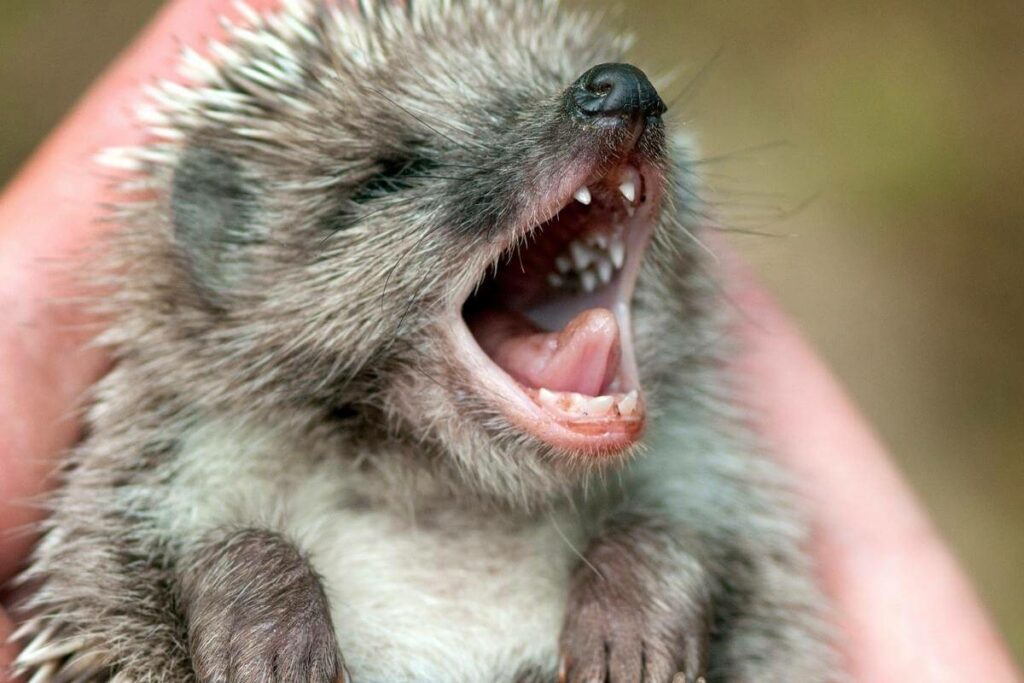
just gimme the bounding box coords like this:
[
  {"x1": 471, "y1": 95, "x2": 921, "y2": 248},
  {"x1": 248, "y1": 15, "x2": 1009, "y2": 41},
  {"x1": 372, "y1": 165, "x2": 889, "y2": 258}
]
[
  {"x1": 446, "y1": 63, "x2": 668, "y2": 456},
  {"x1": 143, "y1": 1, "x2": 704, "y2": 501}
]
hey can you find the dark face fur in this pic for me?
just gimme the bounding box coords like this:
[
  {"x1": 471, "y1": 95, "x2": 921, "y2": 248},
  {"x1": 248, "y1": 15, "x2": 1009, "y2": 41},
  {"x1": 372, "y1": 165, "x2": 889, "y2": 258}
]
[{"x1": 102, "y1": 0, "x2": 708, "y2": 505}]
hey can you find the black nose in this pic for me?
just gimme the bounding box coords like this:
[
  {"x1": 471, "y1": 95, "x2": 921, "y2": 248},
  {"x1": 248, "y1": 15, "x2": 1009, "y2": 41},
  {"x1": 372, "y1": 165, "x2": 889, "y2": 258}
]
[{"x1": 570, "y1": 63, "x2": 667, "y2": 122}]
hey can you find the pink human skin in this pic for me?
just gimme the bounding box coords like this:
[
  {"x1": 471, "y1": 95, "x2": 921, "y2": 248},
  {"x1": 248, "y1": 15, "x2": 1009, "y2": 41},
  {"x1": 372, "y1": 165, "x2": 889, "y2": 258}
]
[{"x1": 0, "y1": 1, "x2": 1019, "y2": 680}]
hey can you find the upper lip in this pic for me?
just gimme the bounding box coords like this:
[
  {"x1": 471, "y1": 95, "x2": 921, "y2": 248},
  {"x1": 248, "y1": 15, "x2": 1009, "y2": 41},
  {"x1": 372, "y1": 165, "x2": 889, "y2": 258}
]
[{"x1": 447, "y1": 148, "x2": 663, "y2": 456}]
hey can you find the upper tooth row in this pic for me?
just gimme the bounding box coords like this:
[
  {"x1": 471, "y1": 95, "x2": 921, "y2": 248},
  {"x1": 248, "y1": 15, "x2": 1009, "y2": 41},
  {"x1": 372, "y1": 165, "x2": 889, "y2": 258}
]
[
  {"x1": 573, "y1": 166, "x2": 640, "y2": 207},
  {"x1": 538, "y1": 388, "x2": 640, "y2": 418}
]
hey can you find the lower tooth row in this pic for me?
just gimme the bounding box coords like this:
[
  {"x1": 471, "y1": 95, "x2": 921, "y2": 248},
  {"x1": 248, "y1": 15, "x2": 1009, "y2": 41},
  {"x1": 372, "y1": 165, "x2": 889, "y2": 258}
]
[{"x1": 537, "y1": 388, "x2": 640, "y2": 418}]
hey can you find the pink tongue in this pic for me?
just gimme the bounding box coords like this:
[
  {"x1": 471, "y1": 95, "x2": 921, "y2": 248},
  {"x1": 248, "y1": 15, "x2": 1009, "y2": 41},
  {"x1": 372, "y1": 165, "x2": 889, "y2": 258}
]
[{"x1": 468, "y1": 308, "x2": 621, "y2": 396}]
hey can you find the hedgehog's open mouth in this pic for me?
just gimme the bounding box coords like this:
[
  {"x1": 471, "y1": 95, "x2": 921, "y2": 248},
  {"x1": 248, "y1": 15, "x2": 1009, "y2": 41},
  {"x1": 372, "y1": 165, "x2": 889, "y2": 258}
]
[{"x1": 453, "y1": 160, "x2": 661, "y2": 455}]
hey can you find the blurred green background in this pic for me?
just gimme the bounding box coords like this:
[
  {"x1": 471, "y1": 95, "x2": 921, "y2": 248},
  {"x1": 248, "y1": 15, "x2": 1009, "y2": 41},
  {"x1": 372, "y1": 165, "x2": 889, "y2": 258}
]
[{"x1": 1, "y1": 0, "x2": 1021, "y2": 662}]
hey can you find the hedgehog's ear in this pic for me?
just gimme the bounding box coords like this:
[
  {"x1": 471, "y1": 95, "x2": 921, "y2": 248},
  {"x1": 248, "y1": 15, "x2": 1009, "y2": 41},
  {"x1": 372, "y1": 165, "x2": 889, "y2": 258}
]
[{"x1": 170, "y1": 141, "x2": 263, "y2": 304}]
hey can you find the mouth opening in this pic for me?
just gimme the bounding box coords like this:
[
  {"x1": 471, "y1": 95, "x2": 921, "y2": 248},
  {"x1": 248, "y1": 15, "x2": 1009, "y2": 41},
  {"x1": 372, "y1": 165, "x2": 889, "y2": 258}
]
[{"x1": 455, "y1": 158, "x2": 661, "y2": 455}]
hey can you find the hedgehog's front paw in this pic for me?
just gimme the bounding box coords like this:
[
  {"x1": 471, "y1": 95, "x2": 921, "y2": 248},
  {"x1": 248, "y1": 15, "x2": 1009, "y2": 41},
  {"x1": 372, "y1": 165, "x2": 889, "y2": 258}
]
[
  {"x1": 558, "y1": 598, "x2": 705, "y2": 683},
  {"x1": 558, "y1": 546, "x2": 709, "y2": 682},
  {"x1": 189, "y1": 598, "x2": 346, "y2": 683},
  {"x1": 183, "y1": 528, "x2": 348, "y2": 683}
]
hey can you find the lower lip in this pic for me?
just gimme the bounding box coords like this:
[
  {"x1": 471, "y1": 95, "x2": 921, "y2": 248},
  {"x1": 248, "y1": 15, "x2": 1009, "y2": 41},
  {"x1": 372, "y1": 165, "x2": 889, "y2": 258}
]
[{"x1": 505, "y1": 400, "x2": 647, "y2": 455}]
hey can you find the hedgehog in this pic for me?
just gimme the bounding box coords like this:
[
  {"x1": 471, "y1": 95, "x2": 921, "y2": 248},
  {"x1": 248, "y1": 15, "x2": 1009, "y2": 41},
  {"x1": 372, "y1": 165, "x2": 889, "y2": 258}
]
[{"x1": 9, "y1": 1, "x2": 838, "y2": 681}]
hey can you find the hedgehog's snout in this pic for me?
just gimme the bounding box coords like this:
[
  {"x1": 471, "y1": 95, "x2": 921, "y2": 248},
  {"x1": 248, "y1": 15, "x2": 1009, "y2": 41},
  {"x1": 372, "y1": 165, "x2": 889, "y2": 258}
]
[{"x1": 568, "y1": 63, "x2": 667, "y2": 126}]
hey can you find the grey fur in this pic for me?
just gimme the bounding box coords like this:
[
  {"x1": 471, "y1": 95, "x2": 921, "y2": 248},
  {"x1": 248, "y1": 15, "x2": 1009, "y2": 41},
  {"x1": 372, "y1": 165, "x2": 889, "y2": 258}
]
[
  {"x1": 10, "y1": 1, "x2": 840, "y2": 682},
  {"x1": 170, "y1": 141, "x2": 263, "y2": 303},
  {"x1": 181, "y1": 529, "x2": 343, "y2": 683},
  {"x1": 559, "y1": 515, "x2": 712, "y2": 682}
]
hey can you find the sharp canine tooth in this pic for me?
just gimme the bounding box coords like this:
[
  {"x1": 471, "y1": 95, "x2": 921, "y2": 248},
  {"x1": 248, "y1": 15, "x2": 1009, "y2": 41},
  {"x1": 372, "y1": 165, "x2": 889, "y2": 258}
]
[
  {"x1": 617, "y1": 390, "x2": 639, "y2": 416},
  {"x1": 573, "y1": 186, "x2": 592, "y2": 205},
  {"x1": 597, "y1": 258, "x2": 613, "y2": 284},
  {"x1": 555, "y1": 256, "x2": 572, "y2": 273},
  {"x1": 589, "y1": 396, "x2": 615, "y2": 416},
  {"x1": 570, "y1": 241, "x2": 594, "y2": 270},
  {"x1": 619, "y1": 166, "x2": 641, "y2": 204},
  {"x1": 619, "y1": 180, "x2": 636, "y2": 203},
  {"x1": 610, "y1": 240, "x2": 626, "y2": 269}
]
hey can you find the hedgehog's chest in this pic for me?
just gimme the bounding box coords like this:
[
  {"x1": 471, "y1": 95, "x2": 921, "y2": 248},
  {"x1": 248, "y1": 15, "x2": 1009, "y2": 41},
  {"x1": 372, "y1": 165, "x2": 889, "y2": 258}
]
[
  {"x1": 299, "y1": 506, "x2": 576, "y2": 683},
  {"x1": 162, "y1": 424, "x2": 580, "y2": 683}
]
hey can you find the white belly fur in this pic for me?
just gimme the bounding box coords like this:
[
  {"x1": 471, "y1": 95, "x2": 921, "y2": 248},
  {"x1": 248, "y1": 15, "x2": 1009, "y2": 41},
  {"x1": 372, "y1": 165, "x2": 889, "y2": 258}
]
[
  {"x1": 159, "y1": 419, "x2": 581, "y2": 683},
  {"x1": 307, "y1": 505, "x2": 573, "y2": 682}
]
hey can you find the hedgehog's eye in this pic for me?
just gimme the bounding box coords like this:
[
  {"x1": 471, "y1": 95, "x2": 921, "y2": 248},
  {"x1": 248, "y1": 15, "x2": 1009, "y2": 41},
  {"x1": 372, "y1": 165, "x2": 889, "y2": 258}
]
[{"x1": 350, "y1": 156, "x2": 438, "y2": 205}]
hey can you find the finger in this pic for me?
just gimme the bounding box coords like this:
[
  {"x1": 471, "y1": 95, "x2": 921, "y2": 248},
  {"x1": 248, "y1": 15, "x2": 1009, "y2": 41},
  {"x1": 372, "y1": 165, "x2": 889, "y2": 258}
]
[
  {"x1": 0, "y1": 0, "x2": 279, "y2": 582},
  {"x1": 724, "y1": 250, "x2": 1021, "y2": 681}
]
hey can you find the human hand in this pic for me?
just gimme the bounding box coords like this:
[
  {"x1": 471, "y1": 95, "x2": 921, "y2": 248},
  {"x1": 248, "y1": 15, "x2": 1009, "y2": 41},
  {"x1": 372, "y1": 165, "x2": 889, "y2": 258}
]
[{"x1": 0, "y1": 1, "x2": 1019, "y2": 681}]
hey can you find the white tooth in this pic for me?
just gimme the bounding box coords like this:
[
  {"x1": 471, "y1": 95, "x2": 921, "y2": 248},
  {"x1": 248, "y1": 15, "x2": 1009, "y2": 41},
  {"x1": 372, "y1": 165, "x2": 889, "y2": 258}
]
[
  {"x1": 547, "y1": 273, "x2": 565, "y2": 289},
  {"x1": 580, "y1": 270, "x2": 598, "y2": 293},
  {"x1": 589, "y1": 396, "x2": 615, "y2": 416},
  {"x1": 573, "y1": 186, "x2": 592, "y2": 205},
  {"x1": 569, "y1": 393, "x2": 589, "y2": 413},
  {"x1": 597, "y1": 258, "x2": 613, "y2": 284},
  {"x1": 617, "y1": 390, "x2": 639, "y2": 416},
  {"x1": 619, "y1": 166, "x2": 641, "y2": 203},
  {"x1": 595, "y1": 233, "x2": 609, "y2": 249},
  {"x1": 619, "y1": 180, "x2": 636, "y2": 203},
  {"x1": 555, "y1": 255, "x2": 572, "y2": 274},
  {"x1": 538, "y1": 388, "x2": 560, "y2": 409},
  {"x1": 610, "y1": 239, "x2": 626, "y2": 269},
  {"x1": 570, "y1": 241, "x2": 594, "y2": 270}
]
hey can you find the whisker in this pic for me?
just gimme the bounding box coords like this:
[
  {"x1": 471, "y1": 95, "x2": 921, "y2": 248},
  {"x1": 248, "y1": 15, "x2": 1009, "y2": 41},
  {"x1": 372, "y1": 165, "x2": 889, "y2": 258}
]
[
  {"x1": 368, "y1": 87, "x2": 481, "y2": 153},
  {"x1": 667, "y1": 44, "x2": 726, "y2": 113},
  {"x1": 663, "y1": 193, "x2": 719, "y2": 263},
  {"x1": 689, "y1": 140, "x2": 793, "y2": 167}
]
